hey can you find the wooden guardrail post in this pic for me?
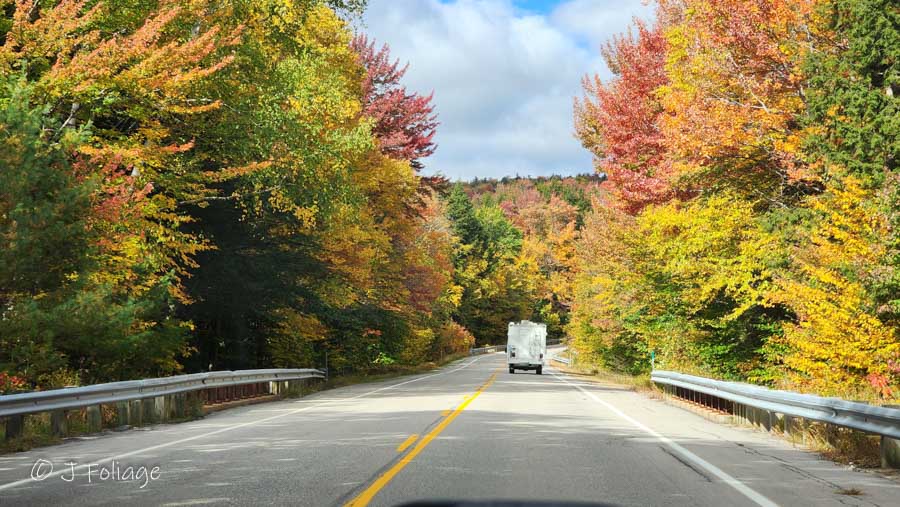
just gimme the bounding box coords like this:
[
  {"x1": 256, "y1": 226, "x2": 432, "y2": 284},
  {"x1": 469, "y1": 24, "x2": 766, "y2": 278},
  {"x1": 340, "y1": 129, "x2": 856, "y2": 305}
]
[
  {"x1": 4, "y1": 415, "x2": 24, "y2": 441},
  {"x1": 130, "y1": 400, "x2": 143, "y2": 426},
  {"x1": 142, "y1": 397, "x2": 157, "y2": 424},
  {"x1": 883, "y1": 405, "x2": 900, "y2": 469},
  {"x1": 173, "y1": 393, "x2": 185, "y2": 419},
  {"x1": 782, "y1": 414, "x2": 794, "y2": 438},
  {"x1": 50, "y1": 410, "x2": 67, "y2": 437},
  {"x1": 86, "y1": 405, "x2": 102, "y2": 433},
  {"x1": 115, "y1": 401, "x2": 130, "y2": 427},
  {"x1": 882, "y1": 436, "x2": 900, "y2": 469},
  {"x1": 186, "y1": 391, "x2": 203, "y2": 418},
  {"x1": 155, "y1": 396, "x2": 167, "y2": 423}
]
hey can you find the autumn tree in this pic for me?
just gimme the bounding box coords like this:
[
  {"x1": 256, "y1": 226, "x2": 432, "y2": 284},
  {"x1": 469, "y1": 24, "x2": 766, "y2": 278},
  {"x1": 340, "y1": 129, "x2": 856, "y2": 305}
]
[
  {"x1": 0, "y1": 0, "x2": 237, "y2": 383},
  {"x1": 575, "y1": 20, "x2": 671, "y2": 213},
  {"x1": 182, "y1": 4, "x2": 446, "y2": 372},
  {"x1": 351, "y1": 34, "x2": 438, "y2": 170},
  {"x1": 658, "y1": 0, "x2": 821, "y2": 200},
  {"x1": 773, "y1": 178, "x2": 899, "y2": 394},
  {"x1": 568, "y1": 0, "x2": 899, "y2": 399}
]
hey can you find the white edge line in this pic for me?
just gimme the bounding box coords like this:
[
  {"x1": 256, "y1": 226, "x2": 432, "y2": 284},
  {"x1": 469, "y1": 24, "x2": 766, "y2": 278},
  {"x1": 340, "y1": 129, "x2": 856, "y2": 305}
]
[
  {"x1": 0, "y1": 355, "x2": 488, "y2": 493},
  {"x1": 550, "y1": 370, "x2": 779, "y2": 507}
]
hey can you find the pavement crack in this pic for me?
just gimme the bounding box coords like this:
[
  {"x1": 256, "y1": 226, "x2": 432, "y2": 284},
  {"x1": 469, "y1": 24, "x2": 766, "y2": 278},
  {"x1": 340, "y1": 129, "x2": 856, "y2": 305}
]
[
  {"x1": 659, "y1": 445, "x2": 713, "y2": 483},
  {"x1": 736, "y1": 444, "x2": 882, "y2": 507}
]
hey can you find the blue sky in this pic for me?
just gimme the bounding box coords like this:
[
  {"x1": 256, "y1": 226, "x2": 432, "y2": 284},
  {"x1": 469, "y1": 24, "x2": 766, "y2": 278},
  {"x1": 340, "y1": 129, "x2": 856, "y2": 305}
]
[
  {"x1": 485, "y1": 0, "x2": 558, "y2": 14},
  {"x1": 443, "y1": 0, "x2": 565, "y2": 15},
  {"x1": 359, "y1": 0, "x2": 655, "y2": 180}
]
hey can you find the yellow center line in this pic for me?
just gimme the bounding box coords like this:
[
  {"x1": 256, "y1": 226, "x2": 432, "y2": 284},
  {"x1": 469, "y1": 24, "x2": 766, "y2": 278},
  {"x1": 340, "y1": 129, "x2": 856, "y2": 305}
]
[
  {"x1": 396, "y1": 434, "x2": 419, "y2": 453},
  {"x1": 344, "y1": 372, "x2": 498, "y2": 507},
  {"x1": 440, "y1": 409, "x2": 451, "y2": 416}
]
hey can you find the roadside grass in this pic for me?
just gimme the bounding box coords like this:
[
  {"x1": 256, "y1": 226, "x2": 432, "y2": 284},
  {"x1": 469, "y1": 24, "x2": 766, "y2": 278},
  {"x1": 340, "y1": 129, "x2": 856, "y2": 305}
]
[
  {"x1": 550, "y1": 358, "x2": 652, "y2": 392},
  {"x1": 787, "y1": 421, "x2": 882, "y2": 469},
  {"x1": 1, "y1": 413, "x2": 60, "y2": 454},
  {"x1": 0, "y1": 353, "x2": 471, "y2": 455},
  {"x1": 319, "y1": 353, "x2": 468, "y2": 390}
]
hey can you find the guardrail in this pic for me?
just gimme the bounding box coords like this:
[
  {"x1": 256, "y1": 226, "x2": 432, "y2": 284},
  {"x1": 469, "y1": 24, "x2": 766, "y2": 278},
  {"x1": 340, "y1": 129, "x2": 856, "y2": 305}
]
[
  {"x1": 470, "y1": 339, "x2": 563, "y2": 356},
  {"x1": 470, "y1": 345, "x2": 506, "y2": 355},
  {"x1": 651, "y1": 370, "x2": 900, "y2": 468},
  {"x1": 1, "y1": 369, "x2": 324, "y2": 442}
]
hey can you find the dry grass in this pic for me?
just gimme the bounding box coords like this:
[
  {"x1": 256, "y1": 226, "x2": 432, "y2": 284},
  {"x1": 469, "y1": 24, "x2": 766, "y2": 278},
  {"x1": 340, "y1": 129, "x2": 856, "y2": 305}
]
[
  {"x1": 1, "y1": 413, "x2": 60, "y2": 454},
  {"x1": 795, "y1": 421, "x2": 883, "y2": 468},
  {"x1": 551, "y1": 360, "x2": 652, "y2": 392}
]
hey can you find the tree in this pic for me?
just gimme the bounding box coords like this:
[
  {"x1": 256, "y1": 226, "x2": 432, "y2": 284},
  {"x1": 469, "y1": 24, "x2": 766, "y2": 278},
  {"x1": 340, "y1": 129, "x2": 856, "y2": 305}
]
[
  {"x1": 0, "y1": 77, "x2": 91, "y2": 382},
  {"x1": 567, "y1": 0, "x2": 900, "y2": 399},
  {"x1": 575, "y1": 20, "x2": 672, "y2": 214},
  {"x1": 0, "y1": 78, "x2": 91, "y2": 301},
  {"x1": 0, "y1": 0, "x2": 244, "y2": 383},
  {"x1": 802, "y1": 0, "x2": 899, "y2": 184},
  {"x1": 657, "y1": 0, "x2": 819, "y2": 201},
  {"x1": 351, "y1": 34, "x2": 438, "y2": 170},
  {"x1": 0, "y1": 77, "x2": 188, "y2": 384},
  {"x1": 773, "y1": 178, "x2": 899, "y2": 394},
  {"x1": 446, "y1": 183, "x2": 484, "y2": 252}
]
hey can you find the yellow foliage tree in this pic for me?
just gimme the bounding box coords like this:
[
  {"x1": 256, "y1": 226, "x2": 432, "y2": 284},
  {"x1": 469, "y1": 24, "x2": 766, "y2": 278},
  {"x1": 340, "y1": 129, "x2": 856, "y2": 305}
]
[{"x1": 773, "y1": 177, "x2": 900, "y2": 395}]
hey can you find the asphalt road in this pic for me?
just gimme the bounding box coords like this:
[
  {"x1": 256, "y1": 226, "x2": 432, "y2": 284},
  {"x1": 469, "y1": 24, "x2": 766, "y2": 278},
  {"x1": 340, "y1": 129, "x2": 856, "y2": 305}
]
[{"x1": 0, "y1": 353, "x2": 897, "y2": 506}]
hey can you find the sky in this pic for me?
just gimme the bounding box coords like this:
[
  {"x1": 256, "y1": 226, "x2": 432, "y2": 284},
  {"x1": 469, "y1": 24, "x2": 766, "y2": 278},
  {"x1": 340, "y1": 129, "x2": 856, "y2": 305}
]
[{"x1": 356, "y1": 0, "x2": 655, "y2": 181}]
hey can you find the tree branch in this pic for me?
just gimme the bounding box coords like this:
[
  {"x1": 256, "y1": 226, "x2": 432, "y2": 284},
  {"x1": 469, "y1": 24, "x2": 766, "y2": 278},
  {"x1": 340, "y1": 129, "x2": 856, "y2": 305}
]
[{"x1": 178, "y1": 185, "x2": 281, "y2": 206}]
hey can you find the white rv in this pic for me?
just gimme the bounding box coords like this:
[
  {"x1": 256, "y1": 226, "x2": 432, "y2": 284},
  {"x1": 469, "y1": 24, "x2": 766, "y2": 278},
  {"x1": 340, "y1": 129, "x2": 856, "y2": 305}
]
[{"x1": 506, "y1": 320, "x2": 547, "y2": 374}]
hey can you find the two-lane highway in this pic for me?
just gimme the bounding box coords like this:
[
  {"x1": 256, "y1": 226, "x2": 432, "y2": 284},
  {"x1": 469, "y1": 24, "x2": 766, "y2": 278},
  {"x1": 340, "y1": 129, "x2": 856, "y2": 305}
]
[{"x1": 0, "y1": 353, "x2": 897, "y2": 506}]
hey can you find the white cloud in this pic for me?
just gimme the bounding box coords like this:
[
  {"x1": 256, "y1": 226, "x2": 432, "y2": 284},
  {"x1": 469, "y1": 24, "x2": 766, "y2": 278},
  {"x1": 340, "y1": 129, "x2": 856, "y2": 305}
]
[
  {"x1": 358, "y1": 0, "x2": 654, "y2": 180},
  {"x1": 551, "y1": 0, "x2": 655, "y2": 52}
]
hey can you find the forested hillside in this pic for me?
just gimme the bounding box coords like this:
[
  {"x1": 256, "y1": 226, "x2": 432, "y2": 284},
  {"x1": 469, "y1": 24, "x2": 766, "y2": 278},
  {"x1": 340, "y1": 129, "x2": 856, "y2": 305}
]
[
  {"x1": 1, "y1": 0, "x2": 897, "y2": 403},
  {"x1": 570, "y1": 0, "x2": 899, "y2": 400},
  {"x1": 451, "y1": 175, "x2": 603, "y2": 345}
]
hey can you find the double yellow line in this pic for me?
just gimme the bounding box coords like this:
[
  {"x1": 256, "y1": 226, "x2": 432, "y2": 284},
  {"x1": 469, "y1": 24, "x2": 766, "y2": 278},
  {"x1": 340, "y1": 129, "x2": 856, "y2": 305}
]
[{"x1": 344, "y1": 372, "x2": 498, "y2": 507}]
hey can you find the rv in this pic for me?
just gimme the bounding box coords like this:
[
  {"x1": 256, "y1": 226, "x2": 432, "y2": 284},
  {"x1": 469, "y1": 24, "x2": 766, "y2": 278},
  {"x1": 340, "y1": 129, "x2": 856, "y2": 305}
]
[{"x1": 506, "y1": 321, "x2": 547, "y2": 374}]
